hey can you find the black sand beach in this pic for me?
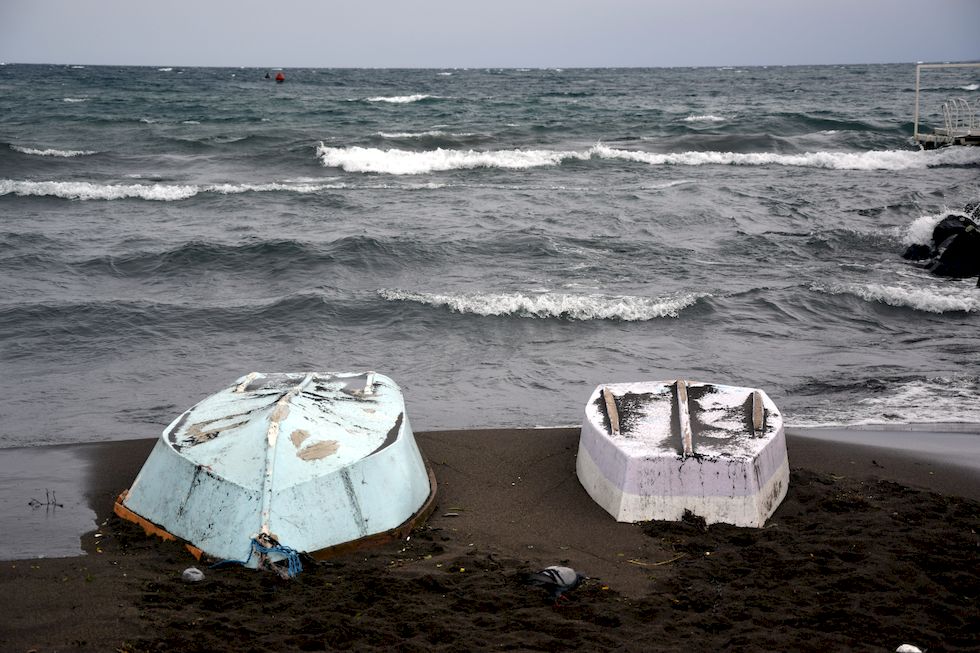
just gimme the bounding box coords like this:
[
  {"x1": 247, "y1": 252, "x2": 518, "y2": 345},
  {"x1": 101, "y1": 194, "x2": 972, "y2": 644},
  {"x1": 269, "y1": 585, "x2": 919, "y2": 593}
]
[{"x1": 1, "y1": 428, "x2": 978, "y2": 652}]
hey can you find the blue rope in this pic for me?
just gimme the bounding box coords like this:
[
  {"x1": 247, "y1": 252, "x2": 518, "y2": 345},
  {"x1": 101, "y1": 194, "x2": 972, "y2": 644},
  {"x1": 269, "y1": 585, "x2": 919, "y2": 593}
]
[
  {"x1": 210, "y1": 537, "x2": 303, "y2": 577},
  {"x1": 251, "y1": 538, "x2": 303, "y2": 577}
]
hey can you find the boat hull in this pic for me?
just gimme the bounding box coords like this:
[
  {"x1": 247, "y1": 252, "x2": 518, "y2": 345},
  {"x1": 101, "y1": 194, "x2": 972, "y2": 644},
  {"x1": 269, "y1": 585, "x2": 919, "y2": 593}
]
[
  {"x1": 117, "y1": 372, "x2": 435, "y2": 564},
  {"x1": 576, "y1": 380, "x2": 789, "y2": 528}
]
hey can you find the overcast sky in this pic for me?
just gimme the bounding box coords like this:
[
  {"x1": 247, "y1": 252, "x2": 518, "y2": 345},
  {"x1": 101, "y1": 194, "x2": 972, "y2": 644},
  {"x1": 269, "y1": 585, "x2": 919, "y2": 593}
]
[{"x1": 2, "y1": 0, "x2": 978, "y2": 68}]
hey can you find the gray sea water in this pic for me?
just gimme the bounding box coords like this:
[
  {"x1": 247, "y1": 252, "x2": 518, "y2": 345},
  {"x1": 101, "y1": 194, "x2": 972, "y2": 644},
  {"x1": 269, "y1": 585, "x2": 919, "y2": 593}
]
[{"x1": 1, "y1": 63, "x2": 979, "y2": 449}]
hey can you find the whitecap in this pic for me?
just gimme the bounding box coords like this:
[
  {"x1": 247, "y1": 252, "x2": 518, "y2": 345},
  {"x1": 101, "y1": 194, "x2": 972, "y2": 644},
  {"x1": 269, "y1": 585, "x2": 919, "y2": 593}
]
[
  {"x1": 203, "y1": 182, "x2": 340, "y2": 194},
  {"x1": 376, "y1": 130, "x2": 447, "y2": 138},
  {"x1": 10, "y1": 145, "x2": 96, "y2": 157},
  {"x1": 683, "y1": 115, "x2": 726, "y2": 122},
  {"x1": 959, "y1": 83, "x2": 979, "y2": 91},
  {"x1": 812, "y1": 282, "x2": 980, "y2": 313},
  {"x1": 640, "y1": 180, "x2": 696, "y2": 191},
  {"x1": 365, "y1": 94, "x2": 435, "y2": 104},
  {"x1": 158, "y1": 67, "x2": 173, "y2": 72},
  {"x1": 62, "y1": 97, "x2": 87, "y2": 103},
  {"x1": 376, "y1": 130, "x2": 478, "y2": 139},
  {"x1": 377, "y1": 289, "x2": 707, "y2": 321}
]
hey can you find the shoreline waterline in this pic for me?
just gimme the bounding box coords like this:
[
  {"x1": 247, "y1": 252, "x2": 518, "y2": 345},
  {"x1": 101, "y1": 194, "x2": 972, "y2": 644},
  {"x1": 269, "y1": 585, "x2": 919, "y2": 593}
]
[{"x1": 2, "y1": 424, "x2": 978, "y2": 562}]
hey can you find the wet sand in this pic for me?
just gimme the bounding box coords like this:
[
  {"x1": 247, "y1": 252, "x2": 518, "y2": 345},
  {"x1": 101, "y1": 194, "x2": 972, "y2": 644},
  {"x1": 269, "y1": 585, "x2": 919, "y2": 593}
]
[{"x1": 1, "y1": 428, "x2": 978, "y2": 652}]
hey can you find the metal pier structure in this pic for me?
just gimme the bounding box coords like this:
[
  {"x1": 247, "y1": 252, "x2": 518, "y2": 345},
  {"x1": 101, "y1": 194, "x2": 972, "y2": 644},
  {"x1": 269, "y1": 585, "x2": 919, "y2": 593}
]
[{"x1": 913, "y1": 62, "x2": 980, "y2": 149}]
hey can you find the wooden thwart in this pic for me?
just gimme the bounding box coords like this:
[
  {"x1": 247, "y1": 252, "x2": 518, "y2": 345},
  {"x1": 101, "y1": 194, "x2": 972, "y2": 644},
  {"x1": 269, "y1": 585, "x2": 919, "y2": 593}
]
[
  {"x1": 752, "y1": 390, "x2": 765, "y2": 433},
  {"x1": 676, "y1": 379, "x2": 694, "y2": 456},
  {"x1": 602, "y1": 387, "x2": 620, "y2": 435}
]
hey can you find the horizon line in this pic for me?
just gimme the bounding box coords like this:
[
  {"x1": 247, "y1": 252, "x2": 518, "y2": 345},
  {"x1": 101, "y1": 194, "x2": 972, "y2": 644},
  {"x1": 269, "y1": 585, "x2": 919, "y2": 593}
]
[{"x1": 4, "y1": 59, "x2": 980, "y2": 71}]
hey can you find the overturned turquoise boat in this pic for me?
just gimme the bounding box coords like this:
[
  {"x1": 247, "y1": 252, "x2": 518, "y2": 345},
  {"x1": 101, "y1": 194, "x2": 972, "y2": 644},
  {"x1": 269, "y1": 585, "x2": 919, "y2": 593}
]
[{"x1": 115, "y1": 372, "x2": 436, "y2": 569}]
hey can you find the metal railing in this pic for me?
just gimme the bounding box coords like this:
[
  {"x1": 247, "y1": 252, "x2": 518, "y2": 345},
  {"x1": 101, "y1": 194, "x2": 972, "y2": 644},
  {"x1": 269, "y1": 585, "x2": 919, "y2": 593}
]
[
  {"x1": 941, "y1": 98, "x2": 978, "y2": 137},
  {"x1": 913, "y1": 62, "x2": 980, "y2": 145}
]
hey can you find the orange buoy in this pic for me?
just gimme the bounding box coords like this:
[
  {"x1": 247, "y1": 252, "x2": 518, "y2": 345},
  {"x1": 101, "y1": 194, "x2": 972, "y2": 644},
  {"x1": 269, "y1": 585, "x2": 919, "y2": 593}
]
[{"x1": 275, "y1": 71, "x2": 285, "y2": 82}]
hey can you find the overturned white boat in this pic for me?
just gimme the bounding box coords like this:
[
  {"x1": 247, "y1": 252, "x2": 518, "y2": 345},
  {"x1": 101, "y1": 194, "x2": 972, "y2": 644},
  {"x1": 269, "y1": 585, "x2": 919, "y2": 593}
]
[
  {"x1": 115, "y1": 372, "x2": 436, "y2": 569},
  {"x1": 576, "y1": 380, "x2": 788, "y2": 528}
]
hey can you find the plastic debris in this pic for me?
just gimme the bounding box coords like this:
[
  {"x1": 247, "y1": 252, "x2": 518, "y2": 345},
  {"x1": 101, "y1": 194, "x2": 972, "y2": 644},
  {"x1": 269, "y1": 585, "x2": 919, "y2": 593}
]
[{"x1": 182, "y1": 567, "x2": 205, "y2": 582}]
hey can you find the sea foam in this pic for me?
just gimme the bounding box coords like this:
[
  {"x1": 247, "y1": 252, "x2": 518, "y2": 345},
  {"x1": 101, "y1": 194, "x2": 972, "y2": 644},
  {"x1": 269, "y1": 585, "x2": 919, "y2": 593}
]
[
  {"x1": 378, "y1": 289, "x2": 705, "y2": 320},
  {"x1": 791, "y1": 375, "x2": 980, "y2": 427},
  {"x1": 850, "y1": 376, "x2": 980, "y2": 425}
]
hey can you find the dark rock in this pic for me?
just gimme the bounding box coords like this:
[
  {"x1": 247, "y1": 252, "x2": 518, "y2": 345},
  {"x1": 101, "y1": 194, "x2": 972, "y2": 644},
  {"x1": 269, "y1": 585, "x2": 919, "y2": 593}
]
[
  {"x1": 902, "y1": 243, "x2": 932, "y2": 261},
  {"x1": 905, "y1": 207, "x2": 980, "y2": 279},
  {"x1": 931, "y1": 214, "x2": 974, "y2": 249},
  {"x1": 928, "y1": 227, "x2": 980, "y2": 278}
]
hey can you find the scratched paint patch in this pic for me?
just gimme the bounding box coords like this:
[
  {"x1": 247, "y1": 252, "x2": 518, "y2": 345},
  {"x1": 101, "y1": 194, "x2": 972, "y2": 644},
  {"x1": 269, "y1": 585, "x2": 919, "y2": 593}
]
[
  {"x1": 298, "y1": 440, "x2": 340, "y2": 460},
  {"x1": 290, "y1": 429, "x2": 311, "y2": 448}
]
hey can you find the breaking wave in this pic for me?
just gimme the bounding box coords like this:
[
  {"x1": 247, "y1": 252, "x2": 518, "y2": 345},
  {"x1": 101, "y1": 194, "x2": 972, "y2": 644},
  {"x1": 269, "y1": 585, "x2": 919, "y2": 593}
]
[
  {"x1": 317, "y1": 142, "x2": 980, "y2": 175},
  {"x1": 10, "y1": 145, "x2": 96, "y2": 157},
  {"x1": 378, "y1": 289, "x2": 706, "y2": 320},
  {"x1": 812, "y1": 283, "x2": 980, "y2": 314},
  {"x1": 0, "y1": 180, "x2": 345, "y2": 201},
  {"x1": 317, "y1": 144, "x2": 585, "y2": 174},
  {"x1": 897, "y1": 209, "x2": 969, "y2": 246},
  {"x1": 590, "y1": 143, "x2": 980, "y2": 171},
  {"x1": 900, "y1": 211, "x2": 957, "y2": 246}
]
